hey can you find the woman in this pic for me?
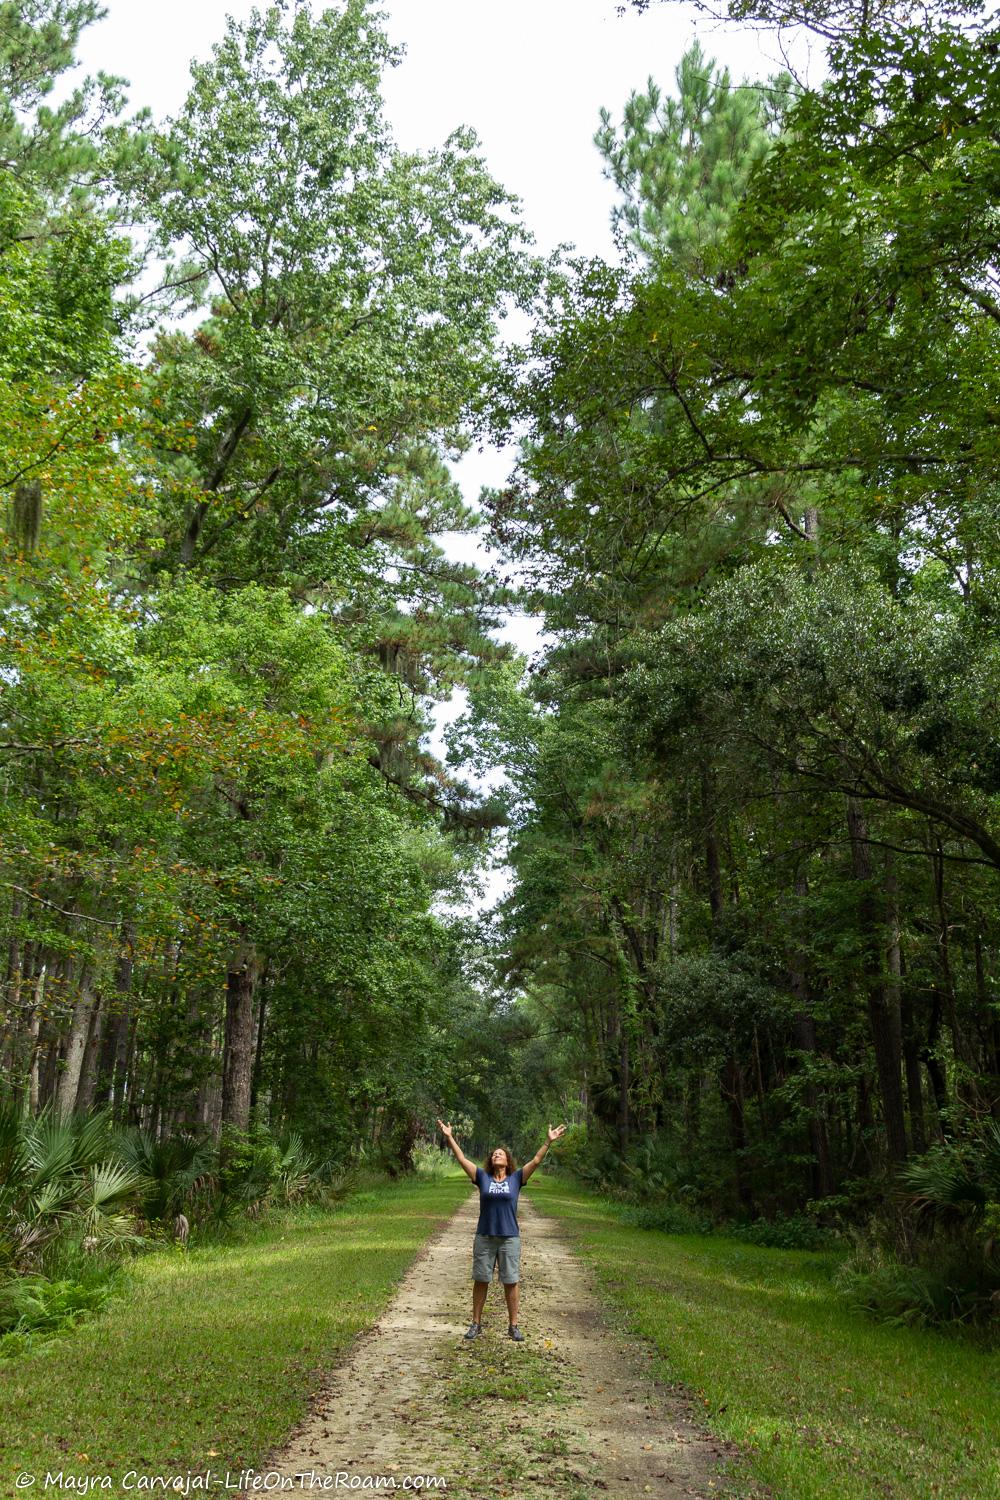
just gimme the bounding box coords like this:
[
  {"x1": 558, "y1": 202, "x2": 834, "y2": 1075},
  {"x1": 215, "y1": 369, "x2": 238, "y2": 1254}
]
[{"x1": 437, "y1": 1118, "x2": 567, "y2": 1342}]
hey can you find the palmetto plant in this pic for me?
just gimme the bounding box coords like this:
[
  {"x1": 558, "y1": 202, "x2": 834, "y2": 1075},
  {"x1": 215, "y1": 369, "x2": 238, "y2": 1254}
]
[
  {"x1": 897, "y1": 1122, "x2": 1000, "y2": 1228},
  {"x1": 0, "y1": 1106, "x2": 147, "y2": 1271},
  {"x1": 111, "y1": 1128, "x2": 217, "y2": 1223},
  {"x1": 275, "y1": 1132, "x2": 319, "y2": 1204}
]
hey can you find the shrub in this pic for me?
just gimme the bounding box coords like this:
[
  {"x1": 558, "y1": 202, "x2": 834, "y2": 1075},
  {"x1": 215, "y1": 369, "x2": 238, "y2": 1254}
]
[
  {"x1": 617, "y1": 1201, "x2": 715, "y2": 1235},
  {"x1": 0, "y1": 1244, "x2": 128, "y2": 1359},
  {"x1": 729, "y1": 1214, "x2": 838, "y2": 1251},
  {"x1": 554, "y1": 1126, "x2": 629, "y2": 1194},
  {"x1": 113, "y1": 1127, "x2": 216, "y2": 1224},
  {"x1": 896, "y1": 1123, "x2": 1000, "y2": 1234},
  {"x1": 217, "y1": 1122, "x2": 320, "y2": 1210},
  {"x1": 411, "y1": 1142, "x2": 454, "y2": 1179},
  {"x1": 0, "y1": 1105, "x2": 146, "y2": 1272},
  {"x1": 835, "y1": 1235, "x2": 1000, "y2": 1337}
]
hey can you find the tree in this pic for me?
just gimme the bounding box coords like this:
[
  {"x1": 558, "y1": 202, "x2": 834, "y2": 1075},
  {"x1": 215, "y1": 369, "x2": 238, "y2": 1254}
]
[{"x1": 595, "y1": 41, "x2": 791, "y2": 269}]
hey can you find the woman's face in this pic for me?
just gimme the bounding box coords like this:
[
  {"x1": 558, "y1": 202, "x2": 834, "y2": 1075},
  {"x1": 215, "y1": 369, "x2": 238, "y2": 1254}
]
[{"x1": 490, "y1": 1148, "x2": 508, "y2": 1173}]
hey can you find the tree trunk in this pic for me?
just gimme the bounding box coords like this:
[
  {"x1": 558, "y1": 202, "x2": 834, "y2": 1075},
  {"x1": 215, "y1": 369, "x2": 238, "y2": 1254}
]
[
  {"x1": 616, "y1": 1023, "x2": 631, "y2": 1156},
  {"x1": 221, "y1": 943, "x2": 260, "y2": 1135},
  {"x1": 250, "y1": 963, "x2": 270, "y2": 1115},
  {"x1": 974, "y1": 931, "x2": 1000, "y2": 1118},
  {"x1": 2, "y1": 901, "x2": 24, "y2": 1080},
  {"x1": 721, "y1": 1055, "x2": 753, "y2": 1212},
  {"x1": 846, "y1": 800, "x2": 908, "y2": 1163},
  {"x1": 684, "y1": 1071, "x2": 701, "y2": 1154},
  {"x1": 933, "y1": 839, "x2": 970, "y2": 1074},
  {"x1": 55, "y1": 968, "x2": 97, "y2": 1121},
  {"x1": 75, "y1": 993, "x2": 104, "y2": 1115},
  {"x1": 27, "y1": 961, "x2": 45, "y2": 1115},
  {"x1": 921, "y1": 988, "x2": 948, "y2": 1133},
  {"x1": 900, "y1": 978, "x2": 927, "y2": 1154},
  {"x1": 95, "y1": 924, "x2": 135, "y2": 1114},
  {"x1": 788, "y1": 869, "x2": 833, "y2": 1198}
]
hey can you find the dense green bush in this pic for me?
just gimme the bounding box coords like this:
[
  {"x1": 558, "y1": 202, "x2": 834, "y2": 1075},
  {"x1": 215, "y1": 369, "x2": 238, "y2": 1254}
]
[
  {"x1": 0, "y1": 1105, "x2": 146, "y2": 1272},
  {"x1": 0, "y1": 1239, "x2": 130, "y2": 1361},
  {"x1": 113, "y1": 1128, "x2": 216, "y2": 1225},
  {"x1": 217, "y1": 1122, "x2": 321, "y2": 1212},
  {"x1": 411, "y1": 1142, "x2": 455, "y2": 1179},
  {"x1": 832, "y1": 1125, "x2": 1000, "y2": 1338},
  {"x1": 835, "y1": 1237, "x2": 1000, "y2": 1338},
  {"x1": 728, "y1": 1214, "x2": 838, "y2": 1251}
]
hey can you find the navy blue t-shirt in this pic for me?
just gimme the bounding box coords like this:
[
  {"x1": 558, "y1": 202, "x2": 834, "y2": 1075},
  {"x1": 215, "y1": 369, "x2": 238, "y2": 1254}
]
[{"x1": 475, "y1": 1166, "x2": 523, "y2": 1237}]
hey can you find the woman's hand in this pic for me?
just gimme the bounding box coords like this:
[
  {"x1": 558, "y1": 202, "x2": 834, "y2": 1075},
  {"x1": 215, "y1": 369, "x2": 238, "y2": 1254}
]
[
  {"x1": 437, "y1": 1118, "x2": 454, "y2": 1139},
  {"x1": 547, "y1": 1123, "x2": 567, "y2": 1144}
]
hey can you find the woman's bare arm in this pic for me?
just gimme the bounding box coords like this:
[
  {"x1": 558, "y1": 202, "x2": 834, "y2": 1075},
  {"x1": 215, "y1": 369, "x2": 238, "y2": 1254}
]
[
  {"x1": 437, "y1": 1119, "x2": 478, "y2": 1181},
  {"x1": 521, "y1": 1123, "x2": 567, "y2": 1183}
]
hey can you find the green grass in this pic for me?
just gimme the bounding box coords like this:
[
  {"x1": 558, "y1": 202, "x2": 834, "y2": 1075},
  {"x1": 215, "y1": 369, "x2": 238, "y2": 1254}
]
[
  {"x1": 530, "y1": 1174, "x2": 1000, "y2": 1500},
  {"x1": 0, "y1": 1175, "x2": 467, "y2": 1486}
]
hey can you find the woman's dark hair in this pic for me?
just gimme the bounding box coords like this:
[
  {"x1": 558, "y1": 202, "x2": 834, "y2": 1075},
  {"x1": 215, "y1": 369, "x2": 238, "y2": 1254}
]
[{"x1": 483, "y1": 1146, "x2": 517, "y2": 1177}]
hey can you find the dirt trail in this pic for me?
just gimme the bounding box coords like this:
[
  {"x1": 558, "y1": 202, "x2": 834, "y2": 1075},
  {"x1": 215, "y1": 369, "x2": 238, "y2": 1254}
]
[{"x1": 240, "y1": 1190, "x2": 741, "y2": 1499}]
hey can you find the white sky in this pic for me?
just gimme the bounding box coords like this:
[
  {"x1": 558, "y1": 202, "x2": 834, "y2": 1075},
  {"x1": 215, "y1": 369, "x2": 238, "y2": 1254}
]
[{"x1": 77, "y1": 0, "x2": 814, "y2": 913}]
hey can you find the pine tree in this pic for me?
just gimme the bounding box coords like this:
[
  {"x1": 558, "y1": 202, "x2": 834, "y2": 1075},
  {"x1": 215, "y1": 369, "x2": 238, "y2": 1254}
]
[
  {"x1": 595, "y1": 40, "x2": 790, "y2": 268},
  {"x1": 0, "y1": 2, "x2": 125, "y2": 196}
]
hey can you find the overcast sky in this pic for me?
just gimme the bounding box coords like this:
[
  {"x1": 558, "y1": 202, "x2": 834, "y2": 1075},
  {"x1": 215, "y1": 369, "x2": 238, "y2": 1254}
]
[{"x1": 76, "y1": 1, "x2": 814, "y2": 912}]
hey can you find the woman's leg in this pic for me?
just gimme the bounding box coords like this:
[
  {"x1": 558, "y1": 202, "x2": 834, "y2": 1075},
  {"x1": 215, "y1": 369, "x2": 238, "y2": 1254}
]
[
  {"x1": 472, "y1": 1279, "x2": 489, "y2": 1322},
  {"x1": 502, "y1": 1280, "x2": 520, "y2": 1326}
]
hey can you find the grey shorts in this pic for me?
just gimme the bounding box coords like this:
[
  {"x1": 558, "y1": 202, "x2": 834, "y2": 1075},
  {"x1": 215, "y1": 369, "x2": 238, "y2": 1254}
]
[{"x1": 472, "y1": 1232, "x2": 521, "y2": 1284}]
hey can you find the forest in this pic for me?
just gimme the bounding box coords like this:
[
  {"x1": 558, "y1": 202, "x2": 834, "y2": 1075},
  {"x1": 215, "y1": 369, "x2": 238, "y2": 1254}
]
[{"x1": 3, "y1": 0, "x2": 1000, "y2": 1350}]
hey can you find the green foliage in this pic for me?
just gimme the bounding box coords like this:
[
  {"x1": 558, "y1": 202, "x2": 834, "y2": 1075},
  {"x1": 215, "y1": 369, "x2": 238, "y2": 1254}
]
[
  {"x1": 1, "y1": 0, "x2": 533, "y2": 1194},
  {"x1": 728, "y1": 1215, "x2": 837, "y2": 1251},
  {"x1": 112, "y1": 1128, "x2": 216, "y2": 1223},
  {"x1": 897, "y1": 1123, "x2": 1000, "y2": 1226},
  {"x1": 617, "y1": 1200, "x2": 715, "y2": 1234},
  {"x1": 217, "y1": 1122, "x2": 322, "y2": 1211},
  {"x1": 0, "y1": 1260, "x2": 125, "y2": 1355},
  {"x1": 835, "y1": 1237, "x2": 1000, "y2": 1336},
  {"x1": 0, "y1": 1105, "x2": 146, "y2": 1272},
  {"x1": 482, "y1": 0, "x2": 1000, "y2": 1285},
  {"x1": 596, "y1": 41, "x2": 792, "y2": 267}
]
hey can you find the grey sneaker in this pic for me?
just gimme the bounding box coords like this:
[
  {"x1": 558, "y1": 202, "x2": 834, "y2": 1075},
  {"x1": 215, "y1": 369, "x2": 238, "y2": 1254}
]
[
  {"x1": 463, "y1": 1321, "x2": 481, "y2": 1341},
  {"x1": 508, "y1": 1324, "x2": 525, "y2": 1342}
]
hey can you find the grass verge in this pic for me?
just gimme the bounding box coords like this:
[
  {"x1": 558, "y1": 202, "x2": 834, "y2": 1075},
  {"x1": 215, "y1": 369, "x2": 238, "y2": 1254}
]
[
  {"x1": 1, "y1": 1175, "x2": 467, "y2": 1487},
  {"x1": 529, "y1": 1174, "x2": 1000, "y2": 1500}
]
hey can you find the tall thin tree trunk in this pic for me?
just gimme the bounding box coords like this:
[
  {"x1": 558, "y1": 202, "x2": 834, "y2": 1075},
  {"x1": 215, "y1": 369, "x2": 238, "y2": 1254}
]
[
  {"x1": 846, "y1": 800, "x2": 908, "y2": 1164},
  {"x1": 95, "y1": 923, "x2": 135, "y2": 1114},
  {"x1": 921, "y1": 988, "x2": 948, "y2": 1134},
  {"x1": 2, "y1": 900, "x2": 24, "y2": 1081},
  {"x1": 250, "y1": 962, "x2": 271, "y2": 1116},
  {"x1": 55, "y1": 968, "x2": 97, "y2": 1122},
  {"x1": 900, "y1": 977, "x2": 927, "y2": 1154},
  {"x1": 221, "y1": 940, "x2": 260, "y2": 1137},
  {"x1": 974, "y1": 931, "x2": 1000, "y2": 1118},
  {"x1": 75, "y1": 993, "x2": 104, "y2": 1114},
  {"x1": 27, "y1": 962, "x2": 45, "y2": 1115},
  {"x1": 788, "y1": 868, "x2": 833, "y2": 1197}
]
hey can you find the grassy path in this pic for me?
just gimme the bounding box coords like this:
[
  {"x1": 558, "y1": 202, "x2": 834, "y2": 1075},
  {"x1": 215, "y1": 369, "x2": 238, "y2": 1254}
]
[
  {"x1": 1, "y1": 1177, "x2": 467, "y2": 1489},
  {"x1": 529, "y1": 1175, "x2": 1000, "y2": 1500}
]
